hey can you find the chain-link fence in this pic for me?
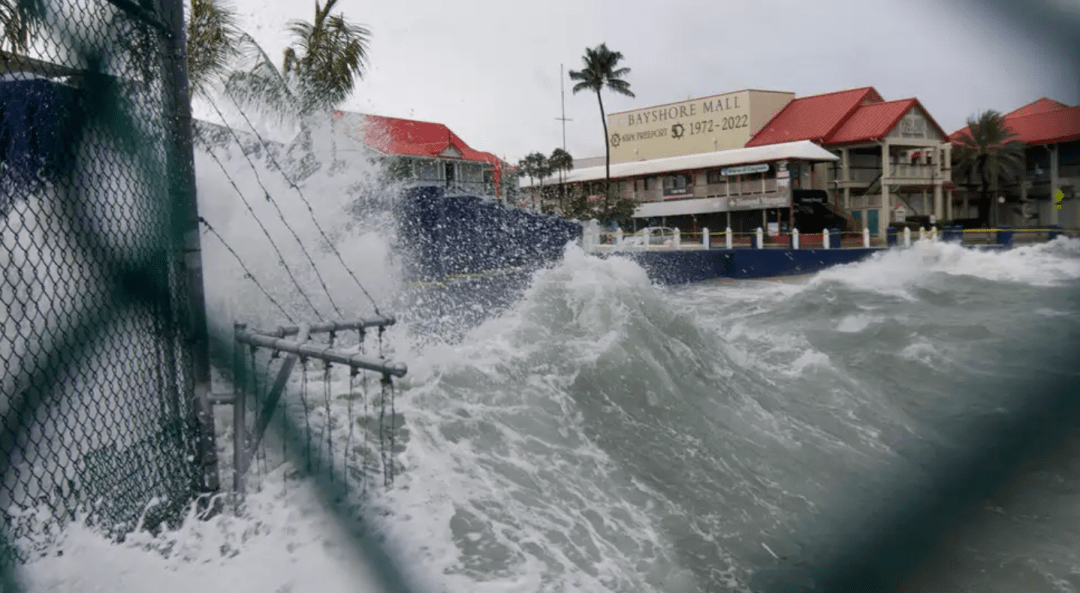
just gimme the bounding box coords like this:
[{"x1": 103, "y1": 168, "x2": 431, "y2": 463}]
[{"x1": 0, "y1": 0, "x2": 212, "y2": 568}]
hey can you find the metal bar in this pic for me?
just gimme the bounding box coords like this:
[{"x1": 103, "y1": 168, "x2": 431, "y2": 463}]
[
  {"x1": 159, "y1": 0, "x2": 220, "y2": 496},
  {"x1": 207, "y1": 393, "x2": 235, "y2": 405},
  {"x1": 233, "y1": 323, "x2": 247, "y2": 504},
  {"x1": 105, "y1": 0, "x2": 170, "y2": 34},
  {"x1": 245, "y1": 324, "x2": 311, "y2": 472},
  {"x1": 236, "y1": 331, "x2": 408, "y2": 378},
  {"x1": 254, "y1": 317, "x2": 397, "y2": 338}
]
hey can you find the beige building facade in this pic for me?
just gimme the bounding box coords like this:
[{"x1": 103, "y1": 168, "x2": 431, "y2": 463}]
[{"x1": 605, "y1": 90, "x2": 793, "y2": 163}]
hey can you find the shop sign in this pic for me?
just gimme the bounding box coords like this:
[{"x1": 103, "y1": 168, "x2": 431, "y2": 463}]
[
  {"x1": 721, "y1": 163, "x2": 770, "y2": 177},
  {"x1": 729, "y1": 194, "x2": 789, "y2": 210}
]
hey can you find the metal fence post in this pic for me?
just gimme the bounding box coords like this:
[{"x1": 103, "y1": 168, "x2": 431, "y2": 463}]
[
  {"x1": 158, "y1": 0, "x2": 220, "y2": 495},
  {"x1": 234, "y1": 322, "x2": 248, "y2": 505}
]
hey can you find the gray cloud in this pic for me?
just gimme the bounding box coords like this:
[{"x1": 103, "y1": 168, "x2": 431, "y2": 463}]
[{"x1": 225, "y1": 0, "x2": 1078, "y2": 164}]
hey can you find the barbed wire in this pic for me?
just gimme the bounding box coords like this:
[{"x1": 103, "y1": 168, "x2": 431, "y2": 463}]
[
  {"x1": 222, "y1": 94, "x2": 385, "y2": 317},
  {"x1": 202, "y1": 94, "x2": 344, "y2": 319},
  {"x1": 200, "y1": 142, "x2": 323, "y2": 318},
  {"x1": 197, "y1": 216, "x2": 296, "y2": 323}
]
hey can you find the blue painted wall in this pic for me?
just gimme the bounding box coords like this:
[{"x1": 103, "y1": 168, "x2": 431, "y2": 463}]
[{"x1": 612, "y1": 248, "x2": 883, "y2": 285}]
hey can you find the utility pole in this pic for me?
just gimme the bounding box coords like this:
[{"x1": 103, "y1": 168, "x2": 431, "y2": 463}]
[
  {"x1": 556, "y1": 64, "x2": 572, "y2": 152},
  {"x1": 555, "y1": 64, "x2": 573, "y2": 208}
]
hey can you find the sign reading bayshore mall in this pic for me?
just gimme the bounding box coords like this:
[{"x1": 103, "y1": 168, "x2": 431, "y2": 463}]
[{"x1": 606, "y1": 90, "x2": 794, "y2": 164}]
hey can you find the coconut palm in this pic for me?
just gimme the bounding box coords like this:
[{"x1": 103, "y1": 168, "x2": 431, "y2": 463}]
[
  {"x1": 226, "y1": 0, "x2": 370, "y2": 121},
  {"x1": 549, "y1": 147, "x2": 573, "y2": 211},
  {"x1": 186, "y1": 0, "x2": 242, "y2": 98},
  {"x1": 517, "y1": 152, "x2": 548, "y2": 208},
  {"x1": 568, "y1": 43, "x2": 634, "y2": 215},
  {"x1": 952, "y1": 110, "x2": 1026, "y2": 226}
]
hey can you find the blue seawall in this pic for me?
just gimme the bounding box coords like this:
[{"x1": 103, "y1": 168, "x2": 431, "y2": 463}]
[{"x1": 610, "y1": 247, "x2": 883, "y2": 284}]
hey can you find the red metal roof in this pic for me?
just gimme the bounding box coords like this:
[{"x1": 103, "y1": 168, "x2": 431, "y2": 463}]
[
  {"x1": 949, "y1": 99, "x2": 1080, "y2": 146},
  {"x1": 826, "y1": 98, "x2": 949, "y2": 145},
  {"x1": 1006, "y1": 97, "x2": 1069, "y2": 118},
  {"x1": 334, "y1": 111, "x2": 503, "y2": 166},
  {"x1": 827, "y1": 99, "x2": 915, "y2": 144},
  {"x1": 745, "y1": 87, "x2": 883, "y2": 147}
]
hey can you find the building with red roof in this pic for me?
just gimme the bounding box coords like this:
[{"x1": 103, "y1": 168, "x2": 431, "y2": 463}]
[
  {"x1": 947, "y1": 97, "x2": 1080, "y2": 228},
  {"x1": 330, "y1": 111, "x2": 515, "y2": 199},
  {"x1": 744, "y1": 87, "x2": 954, "y2": 236},
  {"x1": 540, "y1": 85, "x2": 954, "y2": 238}
]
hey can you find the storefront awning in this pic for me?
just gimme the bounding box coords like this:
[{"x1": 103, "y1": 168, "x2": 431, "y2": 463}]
[
  {"x1": 520, "y1": 140, "x2": 838, "y2": 188},
  {"x1": 633, "y1": 194, "x2": 790, "y2": 218}
]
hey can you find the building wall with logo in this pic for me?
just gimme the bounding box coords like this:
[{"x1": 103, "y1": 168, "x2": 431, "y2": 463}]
[{"x1": 605, "y1": 90, "x2": 794, "y2": 164}]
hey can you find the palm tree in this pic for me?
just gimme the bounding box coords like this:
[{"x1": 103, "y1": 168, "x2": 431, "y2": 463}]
[
  {"x1": 226, "y1": 0, "x2": 370, "y2": 121},
  {"x1": 549, "y1": 147, "x2": 573, "y2": 212},
  {"x1": 952, "y1": 110, "x2": 1026, "y2": 226},
  {"x1": 568, "y1": 43, "x2": 634, "y2": 215},
  {"x1": 517, "y1": 152, "x2": 547, "y2": 208},
  {"x1": 186, "y1": 0, "x2": 243, "y2": 98},
  {"x1": 0, "y1": 0, "x2": 37, "y2": 54}
]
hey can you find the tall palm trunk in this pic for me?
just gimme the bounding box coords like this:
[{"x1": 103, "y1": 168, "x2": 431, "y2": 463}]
[{"x1": 596, "y1": 88, "x2": 610, "y2": 214}]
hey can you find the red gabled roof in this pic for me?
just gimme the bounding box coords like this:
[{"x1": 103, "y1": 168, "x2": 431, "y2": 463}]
[
  {"x1": 1003, "y1": 106, "x2": 1080, "y2": 145},
  {"x1": 827, "y1": 98, "x2": 949, "y2": 145},
  {"x1": 745, "y1": 86, "x2": 883, "y2": 147},
  {"x1": 334, "y1": 111, "x2": 503, "y2": 166},
  {"x1": 827, "y1": 99, "x2": 915, "y2": 145},
  {"x1": 949, "y1": 99, "x2": 1080, "y2": 147},
  {"x1": 1006, "y1": 97, "x2": 1069, "y2": 118}
]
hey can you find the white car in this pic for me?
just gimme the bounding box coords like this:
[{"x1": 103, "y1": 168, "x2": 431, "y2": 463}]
[{"x1": 622, "y1": 227, "x2": 676, "y2": 247}]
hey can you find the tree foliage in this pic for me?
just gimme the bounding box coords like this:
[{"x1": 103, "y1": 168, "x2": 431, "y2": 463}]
[
  {"x1": 225, "y1": 0, "x2": 370, "y2": 122},
  {"x1": 0, "y1": 0, "x2": 39, "y2": 54},
  {"x1": 952, "y1": 110, "x2": 1026, "y2": 225},
  {"x1": 186, "y1": 0, "x2": 243, "y2": 98}
]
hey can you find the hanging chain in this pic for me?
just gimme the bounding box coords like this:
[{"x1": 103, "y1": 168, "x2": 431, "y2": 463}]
[
  {"x1": 361, "y1": 328, "x2": 370, "y2": 498},
  {"x1": 346, "y1": 366, "x2": 358, "y2": 489},
  {"x1": 382, "y1": 373, "x2": 396, "y2": 487},
  {"x1": 299, "y1": 356, "x2": 312, "y2": 473}
]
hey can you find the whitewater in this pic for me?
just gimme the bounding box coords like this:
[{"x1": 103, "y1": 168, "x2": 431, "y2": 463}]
[{"x1": 9, "y1": 140, "x2": 1080, "y2": 593}]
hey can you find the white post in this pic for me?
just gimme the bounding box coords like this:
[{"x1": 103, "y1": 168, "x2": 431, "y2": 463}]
[
  {"x1": 822, "y1": 228, "x2": 830, "y2": 250},
  {"x1": 702, "y1": 227, "x2": 709, "y2": 249},
  {"x1": 615, "y1": 228, "x2": 624, "y2": 248},
  {"x1": 756, "y1": 227, "x2": 764, "y2": 249},
  {"x1": 673, "y1": 228, "x2": 681, "y2": 249},
  {"x1": 903, "y1": 226, "x2": 911, "y2": 247},
  {"x1": 726, "y1": 227, "x2": 733, "y2": 249},
  {"x1": 919, "y1": 226, "x2": 926, "y2": 241},
  {"x1": 792, "y1": 228, "x2": 800, "y2": 250},
  {"x1": 862, "y1": 226, "x2": 870, "y2": 248},
  {"x1": 931, "y1": 225, "x2": 938, "y2": 241}
]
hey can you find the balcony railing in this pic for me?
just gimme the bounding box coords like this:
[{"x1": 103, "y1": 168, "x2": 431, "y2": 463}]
[{"x1": 888, "y1": 164, "x2": 936, "y2": 180}]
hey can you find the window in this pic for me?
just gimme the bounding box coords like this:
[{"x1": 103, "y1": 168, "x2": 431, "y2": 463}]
[
  {"x1": 664, "y1": 174, "x2": 689, "y2": 190},
  {"x1": 461, "y1": 163, "x2": 483, "y2": 183},
  {"x1": 707, "y1": 170, "x2": 725, "y2": 185},
  {"x1": 645, "y1": 177, "x2": 657, "y2": 191},
  {"x1": 636, "y1": 178, "x2": 645, "y2": 193},
  {"x1": 417, "y1": 161, "x2": 439, "y2": 181}
]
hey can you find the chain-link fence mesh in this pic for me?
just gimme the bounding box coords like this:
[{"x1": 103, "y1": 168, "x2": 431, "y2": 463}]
[{"x1": 0, "y1": 0, "x2": 209, "y2": 567}]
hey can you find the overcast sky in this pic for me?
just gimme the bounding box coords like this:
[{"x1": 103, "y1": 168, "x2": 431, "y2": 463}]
[{"x1": 217, "y1": 0, "x2": 1080, "y2": 164}]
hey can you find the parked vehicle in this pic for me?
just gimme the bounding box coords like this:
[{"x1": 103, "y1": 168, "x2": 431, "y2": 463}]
[{"x1": 622, "y1": 227, "x2": 676, "y2": 247}]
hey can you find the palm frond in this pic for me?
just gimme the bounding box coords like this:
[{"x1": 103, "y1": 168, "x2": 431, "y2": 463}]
[
  {"x1": 0, "y1": 0, "x2": 40, "y2": 53},
  {"x1": 281, "y1": 0, "x2": 371, "y2": 115},
  {"x1": 223, "y1": 31, "x2": 297, "y2": 122},
  {"x1": 187, "y1": 0, "x2": 242, "y2": 98}
]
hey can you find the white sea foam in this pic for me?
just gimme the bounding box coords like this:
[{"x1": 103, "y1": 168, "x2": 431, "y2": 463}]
[{"x1": 809, "y1": 237, "x2": 1080, "y2": 298}]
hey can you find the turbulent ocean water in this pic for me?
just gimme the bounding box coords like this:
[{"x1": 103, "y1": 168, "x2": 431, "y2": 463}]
[{"x1": 13, "y1": 148, "x2": 1080, "y2": 593}]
